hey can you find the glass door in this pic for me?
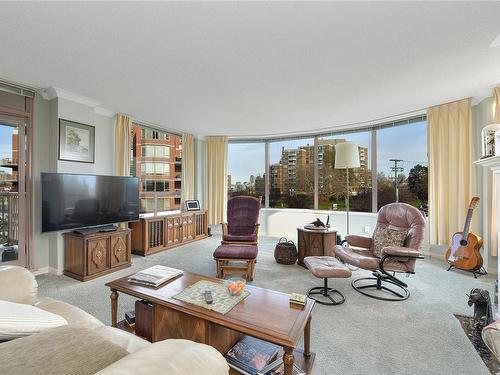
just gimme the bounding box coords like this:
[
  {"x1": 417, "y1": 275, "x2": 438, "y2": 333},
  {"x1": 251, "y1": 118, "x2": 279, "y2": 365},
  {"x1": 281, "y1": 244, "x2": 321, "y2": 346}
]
[{"x1": 0, "y1": 114, "x2": 27, "y2": 266}]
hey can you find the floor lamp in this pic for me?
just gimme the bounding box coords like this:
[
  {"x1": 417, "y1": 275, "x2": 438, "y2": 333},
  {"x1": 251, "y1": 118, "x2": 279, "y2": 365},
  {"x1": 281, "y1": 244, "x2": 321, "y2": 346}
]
[{"x1": 334, "y1": 142, "x2": 360, "y2": 235}]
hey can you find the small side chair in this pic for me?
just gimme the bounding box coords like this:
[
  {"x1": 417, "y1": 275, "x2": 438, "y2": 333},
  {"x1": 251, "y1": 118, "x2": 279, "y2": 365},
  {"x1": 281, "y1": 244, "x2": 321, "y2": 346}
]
[{"x1": 221, "y1": 196, "x2": 261, "y2": 245}]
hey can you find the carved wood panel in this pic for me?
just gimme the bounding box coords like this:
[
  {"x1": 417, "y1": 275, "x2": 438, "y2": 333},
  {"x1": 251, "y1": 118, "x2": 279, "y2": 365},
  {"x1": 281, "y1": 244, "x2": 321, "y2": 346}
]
[
  {"x1": 87, "y1": 239, "x2": 109, "y2": 275},
  {"x1": 111, "y1": 235, "x2": 128, "y2": 267}
]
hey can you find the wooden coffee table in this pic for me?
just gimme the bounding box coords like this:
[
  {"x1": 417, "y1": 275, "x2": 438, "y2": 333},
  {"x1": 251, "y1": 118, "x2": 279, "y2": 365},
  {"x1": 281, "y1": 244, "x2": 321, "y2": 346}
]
[{"x1": 106, "y1": 271, "x2": 315, "y2": 375}]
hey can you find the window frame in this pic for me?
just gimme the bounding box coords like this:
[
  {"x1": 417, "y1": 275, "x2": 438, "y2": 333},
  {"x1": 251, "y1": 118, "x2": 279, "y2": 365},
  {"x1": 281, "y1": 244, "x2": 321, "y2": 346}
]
[{"x1": 228, "y1": 115, "x2": 427, "y2": 213}]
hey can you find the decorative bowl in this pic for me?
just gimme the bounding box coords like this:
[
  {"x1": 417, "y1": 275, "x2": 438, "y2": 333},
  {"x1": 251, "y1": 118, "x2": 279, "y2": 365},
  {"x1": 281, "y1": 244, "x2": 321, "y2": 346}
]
[{"x1": 226, "y1": 277, "x2": 246, "y2": 296}]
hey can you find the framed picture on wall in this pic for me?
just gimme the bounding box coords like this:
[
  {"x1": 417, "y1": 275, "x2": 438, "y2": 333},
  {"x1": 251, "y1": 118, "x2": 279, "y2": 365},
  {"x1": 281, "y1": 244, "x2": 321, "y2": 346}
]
[{"x1": 58, "y1": 119, "x2": 95, "y2": 163}]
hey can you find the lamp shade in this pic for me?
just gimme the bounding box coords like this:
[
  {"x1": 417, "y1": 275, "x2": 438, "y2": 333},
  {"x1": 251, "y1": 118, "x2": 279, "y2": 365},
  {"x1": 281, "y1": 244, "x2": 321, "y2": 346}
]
[{"x1": 335, "y1": 141, "x2": 360, "y2": 169}]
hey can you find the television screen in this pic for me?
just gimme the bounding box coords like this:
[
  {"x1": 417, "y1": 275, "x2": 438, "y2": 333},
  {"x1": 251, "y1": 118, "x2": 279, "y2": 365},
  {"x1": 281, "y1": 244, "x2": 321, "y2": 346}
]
[{"x1": 41, "y1": 173, "x2": 139, "y2": 232}]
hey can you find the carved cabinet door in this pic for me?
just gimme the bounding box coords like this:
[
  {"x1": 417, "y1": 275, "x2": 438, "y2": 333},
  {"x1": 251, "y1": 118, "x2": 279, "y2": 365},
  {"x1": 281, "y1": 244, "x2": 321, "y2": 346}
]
[
  {"x1": 87, "y1": 239, "x2": 110, "y2": 275},
  {"x1": 110, "y1": 234, "x2": 129, "y2": 267},
  {"x1": 172, "y1": 217, "x2": 182, "y2": 244},
  {"x1": 182, "y1": 214, "x2": 195, "y2": 241}
]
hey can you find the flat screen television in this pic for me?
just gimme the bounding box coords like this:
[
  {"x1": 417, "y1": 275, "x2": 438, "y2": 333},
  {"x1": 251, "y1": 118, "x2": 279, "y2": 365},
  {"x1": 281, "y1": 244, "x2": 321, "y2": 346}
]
[{"x1": 41, "y1": 173, "x2": 139, "y2": 232}]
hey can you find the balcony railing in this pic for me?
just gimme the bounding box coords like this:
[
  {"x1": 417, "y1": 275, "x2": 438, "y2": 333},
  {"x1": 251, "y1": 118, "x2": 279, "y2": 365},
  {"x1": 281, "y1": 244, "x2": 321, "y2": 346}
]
[{"x1": 0, "y1": 192, "x2": 18, "y2": 245}]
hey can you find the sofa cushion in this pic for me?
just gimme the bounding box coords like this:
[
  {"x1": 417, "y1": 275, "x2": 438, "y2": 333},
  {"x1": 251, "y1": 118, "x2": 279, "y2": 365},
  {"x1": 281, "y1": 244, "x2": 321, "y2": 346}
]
[
  {"x1": 223, "y1": 233, "x2": 257, "y2": 243},
  {"x1": 96, "y1": 339, "x2": 229, "y2": 375},
  {"x1": 0, "y1": 325, "x2": 128, "y2": 375},
  {"x1": 372, "y1": 226, "x2": 407, "y2": 257},
  {"x1": 0, "y1": 265, "x2": 38, "y2": 305},
  {"x1": 35, "y1": 297, "x2": 104, "y2": 329},
  {"x1": 97, "y1": 326, "x2": 150, "y2": 353},
  {"x1": 0, "y1": 300, "x2": 67, "y2": 341},
  {"x1": 214, "y1": 244, "x2": 258, "y2": 260}
]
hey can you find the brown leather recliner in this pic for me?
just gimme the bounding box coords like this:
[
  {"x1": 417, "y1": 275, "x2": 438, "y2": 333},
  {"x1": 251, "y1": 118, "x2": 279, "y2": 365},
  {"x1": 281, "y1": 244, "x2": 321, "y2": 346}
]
[{"x1": 334, "y1": 203, "x2": 426, "y2": 301}]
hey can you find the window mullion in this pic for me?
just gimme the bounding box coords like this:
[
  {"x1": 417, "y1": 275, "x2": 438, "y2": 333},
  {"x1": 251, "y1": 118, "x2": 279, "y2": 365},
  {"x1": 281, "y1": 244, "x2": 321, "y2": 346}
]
[
  {"x1": 371, "y1": 129, "x2": 377, "y2": 213},
  {"x1": 265, "y1": 141, "x2": 270, "y2": 208},
  {"x1": 314, "y1": 136, "x2": 319, "y2": 210}
]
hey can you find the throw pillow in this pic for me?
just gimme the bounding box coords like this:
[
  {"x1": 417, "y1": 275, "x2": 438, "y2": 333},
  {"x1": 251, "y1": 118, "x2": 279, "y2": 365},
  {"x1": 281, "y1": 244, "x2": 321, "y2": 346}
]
[
  {"x1": 372, "y1": 227, "x2": 407, "y2": 258},
  {"x1": 0, "y1": 300, "x2": 67, "y2": 340},
  {"x1": 0, "y1": 325, "x2": 128, "y2": 375}
]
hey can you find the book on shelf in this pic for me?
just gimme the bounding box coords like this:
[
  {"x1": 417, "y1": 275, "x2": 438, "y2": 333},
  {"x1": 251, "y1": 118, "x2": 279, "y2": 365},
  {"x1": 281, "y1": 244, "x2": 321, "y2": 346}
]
[
  {"x1": 125, "y1": 310, "x2": 135, "y2": 326},
  {"x1": 225, "y1": 335, "x2": 280, "y2": 375},
  {"x1": 128, "y1": 265, "x2": 183, "y2": 287},
  {"x1": 257, "y1": 358, "x2": 305, "y2": 375}
]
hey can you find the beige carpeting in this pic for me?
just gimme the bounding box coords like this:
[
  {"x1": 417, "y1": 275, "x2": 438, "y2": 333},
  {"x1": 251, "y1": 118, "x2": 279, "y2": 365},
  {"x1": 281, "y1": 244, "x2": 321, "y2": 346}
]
[{"x1": 36, "y1": 229, "x2": 494, "y2": 375}]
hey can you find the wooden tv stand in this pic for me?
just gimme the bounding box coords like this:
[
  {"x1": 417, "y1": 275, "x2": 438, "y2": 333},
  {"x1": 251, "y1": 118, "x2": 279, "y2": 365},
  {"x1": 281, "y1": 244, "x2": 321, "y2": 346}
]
[
  {"x1": 63, "y1": 228, "x2": 131, "y2": 282},
  {"x1": 130, "y1": 210, "x2": 208, "y2": 256}
]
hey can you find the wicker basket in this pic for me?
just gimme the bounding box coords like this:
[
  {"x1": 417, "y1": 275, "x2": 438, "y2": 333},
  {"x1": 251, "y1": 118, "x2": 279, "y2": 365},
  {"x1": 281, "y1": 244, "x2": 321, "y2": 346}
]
[{"x1": 274, "y1": 237, "x2": 298, "y2": 265}]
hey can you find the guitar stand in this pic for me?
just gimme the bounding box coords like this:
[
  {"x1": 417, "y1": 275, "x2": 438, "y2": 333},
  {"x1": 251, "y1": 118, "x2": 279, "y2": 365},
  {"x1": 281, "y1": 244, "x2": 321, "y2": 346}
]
[{"x1": 446, "y1": 265, "x2": 488, "y2": 279}]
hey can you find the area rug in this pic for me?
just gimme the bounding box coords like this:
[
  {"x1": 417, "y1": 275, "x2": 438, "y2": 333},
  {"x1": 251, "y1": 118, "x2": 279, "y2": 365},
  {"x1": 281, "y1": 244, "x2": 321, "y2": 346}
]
[
  {"x1": 173, "y1": 280, "x2": 250, "y2": 314},
  {"x1": 455, "y1": 314, "x2": 496, "y2": 374}
]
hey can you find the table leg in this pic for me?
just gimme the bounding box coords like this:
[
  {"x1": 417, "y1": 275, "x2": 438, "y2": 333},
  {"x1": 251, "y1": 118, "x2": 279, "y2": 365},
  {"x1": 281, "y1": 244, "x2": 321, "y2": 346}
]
[
  {"x1": 110, "y1": 289, "x2": 118, "y2": 327},
  {"x1": 283, "y1": 346, "x2": 294, "y2": 375},
  {"x1": 304, "y1": 315, "x2": 311, "y2": 357}
]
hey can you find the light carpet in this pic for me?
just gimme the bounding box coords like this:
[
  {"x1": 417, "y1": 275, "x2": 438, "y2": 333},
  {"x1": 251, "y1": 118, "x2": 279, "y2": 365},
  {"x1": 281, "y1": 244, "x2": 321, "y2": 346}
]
[{"x1": 36, "y1": 230, "x2": 494, "y2": 375}]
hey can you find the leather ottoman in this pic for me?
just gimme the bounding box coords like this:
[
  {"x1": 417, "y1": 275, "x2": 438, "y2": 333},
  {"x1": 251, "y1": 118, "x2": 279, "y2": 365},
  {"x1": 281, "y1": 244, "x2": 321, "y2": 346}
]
[{"x1": 213, "y1": 244, "x2": 258, "y2": 281}]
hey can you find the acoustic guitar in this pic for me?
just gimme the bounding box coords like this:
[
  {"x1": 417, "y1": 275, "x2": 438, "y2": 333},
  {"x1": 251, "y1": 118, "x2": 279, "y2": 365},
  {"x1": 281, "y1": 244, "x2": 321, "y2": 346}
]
[{"x1": 445, "y1": 197, "x2": 483, "y2": 271}]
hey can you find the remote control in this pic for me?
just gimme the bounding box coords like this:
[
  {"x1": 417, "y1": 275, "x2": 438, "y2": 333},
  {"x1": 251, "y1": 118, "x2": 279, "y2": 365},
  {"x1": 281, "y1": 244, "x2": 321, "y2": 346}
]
[{"x1": 204, "y1": 290, "x2": 213, "y2": 304}]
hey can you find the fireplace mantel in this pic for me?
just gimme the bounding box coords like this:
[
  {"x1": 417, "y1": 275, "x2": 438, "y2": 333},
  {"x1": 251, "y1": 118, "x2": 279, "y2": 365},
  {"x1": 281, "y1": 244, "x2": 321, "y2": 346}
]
[
  {"x1": 474, "y1": 155, "x2": 500, "y2": 170},
  {"x1": 475, "y1": 155, "x2": 500, "y2": 318}
]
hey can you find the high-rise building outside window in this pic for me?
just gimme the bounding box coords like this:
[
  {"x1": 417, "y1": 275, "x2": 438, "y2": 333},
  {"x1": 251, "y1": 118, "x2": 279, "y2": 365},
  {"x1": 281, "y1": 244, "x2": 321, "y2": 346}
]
[
  {"x1": 269, "y1": 138, "x2": 315, "y2": 209},
  {"x1": 318, "y1": 131, "x2": 372, "y2": 212},
  {"x1": 131, "y1": 124, "x2": 182, "y2": 214},
  {"x1": 227, "y1": 143, "x2": 265, "y2": 204},
  {"x1": 226, "y1": 117, "x2": 427, "y2": 215}
]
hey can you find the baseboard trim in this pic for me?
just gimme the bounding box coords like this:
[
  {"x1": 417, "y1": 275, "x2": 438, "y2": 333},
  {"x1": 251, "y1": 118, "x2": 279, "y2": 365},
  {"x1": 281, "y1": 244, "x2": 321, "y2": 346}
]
[{"x1": 33, "y1": 266, "x2": 59, "y2": 276}]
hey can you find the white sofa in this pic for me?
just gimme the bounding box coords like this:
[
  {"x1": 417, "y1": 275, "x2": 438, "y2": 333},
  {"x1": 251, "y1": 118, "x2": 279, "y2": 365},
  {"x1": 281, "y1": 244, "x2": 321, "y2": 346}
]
[{"x1": 0, "y1": 265, "x2": 229, "y2": 374}]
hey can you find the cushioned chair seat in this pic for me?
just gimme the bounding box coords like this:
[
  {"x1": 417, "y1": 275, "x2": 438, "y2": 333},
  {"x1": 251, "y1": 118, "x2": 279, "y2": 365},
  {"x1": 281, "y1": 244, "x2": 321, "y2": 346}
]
[
  {"x1": 213, "y1": 244, "x2": 258, "y2": 260},
  {"x1": 304, "y1": 256, "x2": 352, "y2": 279},
  {"x1": 222, "y1": 234, "x2": 257, "y2": 243},
  {"x1": 334, "y1": 245, "x2": 414, "y2": 273}
]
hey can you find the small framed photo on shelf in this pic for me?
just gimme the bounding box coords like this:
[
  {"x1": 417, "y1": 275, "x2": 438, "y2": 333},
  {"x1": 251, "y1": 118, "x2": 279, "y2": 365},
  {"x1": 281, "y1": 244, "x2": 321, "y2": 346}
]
[
  {"x1": 185, "y1": 199, "x2": 200, "y2": 211},
  {"x1": 59, "y1": 119, "x2": 95, "y2": 163},
  {"x1": 257, "y1": 358, "x2": 305, "y2": 375}
]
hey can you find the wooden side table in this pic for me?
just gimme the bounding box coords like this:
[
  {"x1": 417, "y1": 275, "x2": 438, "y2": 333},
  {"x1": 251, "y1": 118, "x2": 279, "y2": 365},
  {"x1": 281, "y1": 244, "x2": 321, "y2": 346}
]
[{"x1": 297, "y1": 226, "x2": 338, "y2": 267}]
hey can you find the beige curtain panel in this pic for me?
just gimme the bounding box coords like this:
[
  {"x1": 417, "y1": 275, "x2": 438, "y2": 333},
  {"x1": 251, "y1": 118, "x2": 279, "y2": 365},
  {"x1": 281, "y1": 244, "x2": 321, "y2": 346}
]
[
  {"x1": 205, "y1": 136, "x2": 228, "y2": 225},
  {"x1": 490, "y1": 87, "x2": 500, "y2": 256},
  {"x1": 181, "y1": 133, "x2": 195, "y2": 203},
  {"x1": 114, "y1": 114, "x2": 133, "y2": 229},
  {"x1": 428, "y1": 98, "x2": 477, "y2": 245},
  {"x1": 114, "y1": 114, "x2": 132, "y2": 177}
]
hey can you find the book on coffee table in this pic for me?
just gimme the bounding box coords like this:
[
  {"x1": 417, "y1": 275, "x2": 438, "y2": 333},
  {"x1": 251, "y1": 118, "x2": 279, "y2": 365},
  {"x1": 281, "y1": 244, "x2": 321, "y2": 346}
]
[
  {"x1": 257, "y1": 358, "x2": 305, "y2": 375},
  {"x1": 128, "y1": 265, "x2": 183, "y2": 287},
  {"x1": 225, "y1": 335, "x2": 280, "y2": 375}
]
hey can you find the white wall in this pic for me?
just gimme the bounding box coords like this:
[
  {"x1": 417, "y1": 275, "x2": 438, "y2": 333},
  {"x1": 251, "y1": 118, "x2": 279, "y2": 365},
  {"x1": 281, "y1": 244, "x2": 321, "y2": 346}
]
[
  {"x1": 259, "y1": 208, "x2": 430, "y2": 252},
  {"x1": 473, "y1": 96, "x2": 497, "y2": 274},
  {"x1": 32, "y1": 95, "x2": 115, "y2": 274}
]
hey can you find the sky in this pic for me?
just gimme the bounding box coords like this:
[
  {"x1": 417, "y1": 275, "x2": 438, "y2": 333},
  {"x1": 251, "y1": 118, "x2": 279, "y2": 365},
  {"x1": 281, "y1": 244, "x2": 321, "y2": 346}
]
[
  {"x1": 227, "y1": 121, "x2": 427, "y2": 183},
  {"x1": 0, "y1": 124, "x2": 15, "y2": 175}
]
